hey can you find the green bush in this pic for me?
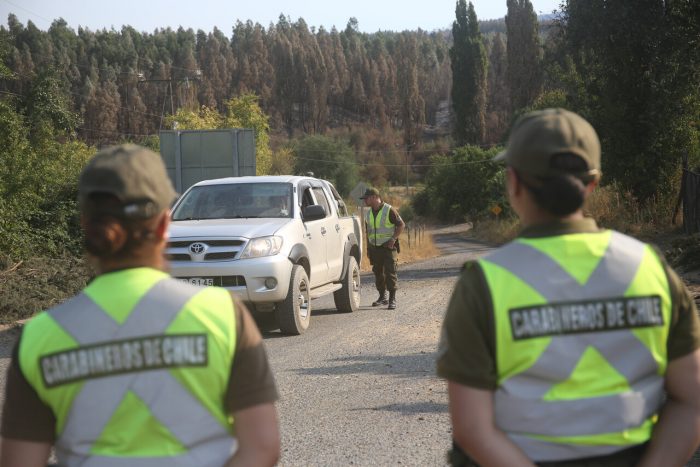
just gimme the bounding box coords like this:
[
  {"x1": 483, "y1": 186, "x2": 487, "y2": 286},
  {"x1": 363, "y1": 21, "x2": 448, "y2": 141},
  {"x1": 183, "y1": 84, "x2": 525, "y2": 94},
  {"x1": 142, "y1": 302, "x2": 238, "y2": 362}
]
[
  {"x1": 293, "y1": 135, "x2": 359, "y2": 196},
  {"x1": 413, "y1": 145, "x2": 507, "y2": 222}
]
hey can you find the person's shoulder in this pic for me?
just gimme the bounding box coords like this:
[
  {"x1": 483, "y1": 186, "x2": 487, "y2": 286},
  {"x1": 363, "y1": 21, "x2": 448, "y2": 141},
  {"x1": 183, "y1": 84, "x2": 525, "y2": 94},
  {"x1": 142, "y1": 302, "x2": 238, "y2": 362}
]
[{"x1": 461, "y1": 259, "x2": 482, "y2": 272}]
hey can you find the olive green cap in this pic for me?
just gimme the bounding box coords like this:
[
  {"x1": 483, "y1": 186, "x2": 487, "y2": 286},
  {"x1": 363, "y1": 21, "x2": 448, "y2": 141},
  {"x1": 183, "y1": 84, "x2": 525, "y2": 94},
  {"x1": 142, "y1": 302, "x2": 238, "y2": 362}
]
[
  {"x1": 359, "y1": 187, "x2": 381, "y2": 199},
  {"x1": 79, "y1": 144, "x2": 177, "y2": 218},
  {"x1": 494, "y1": 108, "x2": 601, "y2": 178}
]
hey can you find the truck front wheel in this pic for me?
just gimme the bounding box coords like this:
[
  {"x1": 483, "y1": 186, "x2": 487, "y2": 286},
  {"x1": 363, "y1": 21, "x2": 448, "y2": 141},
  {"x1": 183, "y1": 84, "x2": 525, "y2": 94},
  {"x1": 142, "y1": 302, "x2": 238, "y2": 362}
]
[
  {"x1": 334, "y1": 256, "x2": 360, "y2": 313},
  {"x1": 277, "y1": 264, "x2": 311, "y2": 335}
]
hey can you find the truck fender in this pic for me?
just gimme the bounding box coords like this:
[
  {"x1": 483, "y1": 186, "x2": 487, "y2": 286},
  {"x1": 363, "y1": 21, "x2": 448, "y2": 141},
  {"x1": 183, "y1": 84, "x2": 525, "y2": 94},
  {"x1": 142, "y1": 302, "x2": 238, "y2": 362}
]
[
  {"x1": 288, "y1": 244, "x2": 311, "y2": 278},
  {"x1": 339, "y1": 233, "x2": 360, "y2": 281}
]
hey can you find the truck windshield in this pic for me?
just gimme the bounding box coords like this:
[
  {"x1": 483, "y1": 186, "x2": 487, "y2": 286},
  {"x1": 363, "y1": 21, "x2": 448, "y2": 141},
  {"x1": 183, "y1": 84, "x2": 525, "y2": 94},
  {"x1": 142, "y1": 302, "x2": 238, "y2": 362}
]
[{"x1": 172, "y1": 182, "x2": 293, "y2": 220}]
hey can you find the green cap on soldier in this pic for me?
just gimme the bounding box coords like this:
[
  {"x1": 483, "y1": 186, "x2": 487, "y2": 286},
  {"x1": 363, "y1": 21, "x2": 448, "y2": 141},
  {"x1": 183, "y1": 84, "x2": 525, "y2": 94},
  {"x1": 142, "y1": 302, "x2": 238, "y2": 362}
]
[
  {"x1": 359, "y1": 187, "x2": 381, "y2": 199},
  {"x1": 494, "y1": 108, "x2": 601, "y2": 179},
  {"x1": 79, "y1": 144, "x2": 177, "y2": 218}
]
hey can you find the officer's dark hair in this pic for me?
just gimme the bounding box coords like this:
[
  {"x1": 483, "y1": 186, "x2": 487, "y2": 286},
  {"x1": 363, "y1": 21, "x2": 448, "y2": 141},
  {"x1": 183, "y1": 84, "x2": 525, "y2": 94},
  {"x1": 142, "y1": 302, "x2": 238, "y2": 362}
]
[
  {"x1": 82, "y1": 193, "x2": 158, "y2": 259},
  {"x1": 515, "y1": 153, "x2": 596, "y2": 217}
]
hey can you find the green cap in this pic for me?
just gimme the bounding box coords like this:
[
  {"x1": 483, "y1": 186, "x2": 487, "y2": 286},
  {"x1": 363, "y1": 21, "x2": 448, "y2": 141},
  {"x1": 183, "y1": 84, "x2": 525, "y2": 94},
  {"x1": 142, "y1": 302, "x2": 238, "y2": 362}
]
[
  {"x1": 494, "y1": 108, "x2": 601, "y2": 178},
  {"x1": 79, "y1": 144, "x2": 177, "y2": 218},
  {"x1": 359, "y1": 187, "x2": 381, "y2": 199}
]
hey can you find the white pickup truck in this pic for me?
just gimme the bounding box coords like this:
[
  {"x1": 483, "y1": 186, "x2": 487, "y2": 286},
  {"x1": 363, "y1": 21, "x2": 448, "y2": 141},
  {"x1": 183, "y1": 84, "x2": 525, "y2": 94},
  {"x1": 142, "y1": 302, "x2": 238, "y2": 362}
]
[{"x1": 166, "y1": 175, "x2": 363, "y2": 334}]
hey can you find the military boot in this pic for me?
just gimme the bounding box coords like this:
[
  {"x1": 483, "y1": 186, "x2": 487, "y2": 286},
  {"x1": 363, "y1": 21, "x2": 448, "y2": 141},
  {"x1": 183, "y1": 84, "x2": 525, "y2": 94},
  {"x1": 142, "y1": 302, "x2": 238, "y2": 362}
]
[
  {"x1": 387, "y1": 291, "x2": 397, "y2": 310},
  {"x1": 372, "y1": 292, "x2": 388, "y2": 307}
]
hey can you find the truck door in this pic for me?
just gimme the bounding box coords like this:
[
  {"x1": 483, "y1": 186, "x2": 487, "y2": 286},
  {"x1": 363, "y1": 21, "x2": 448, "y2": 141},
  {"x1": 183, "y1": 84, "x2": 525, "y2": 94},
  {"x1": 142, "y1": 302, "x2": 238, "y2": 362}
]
[
  {"x1": 300, "y1": 185, "x2": 328, "y2": 287},
  {"x1": 313, "y1": 185, "x2": 344, "y2": 281}
]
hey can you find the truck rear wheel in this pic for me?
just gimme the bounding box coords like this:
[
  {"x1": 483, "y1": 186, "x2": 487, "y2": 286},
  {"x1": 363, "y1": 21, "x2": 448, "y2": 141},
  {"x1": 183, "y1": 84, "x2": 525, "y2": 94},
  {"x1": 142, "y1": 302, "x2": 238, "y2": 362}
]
[
  {"x1": 334, "y1": 256, "x2": 360, "y2": 313},
  {"x1": 277, "y1": 265, "x2": 311, "y2": 335}
]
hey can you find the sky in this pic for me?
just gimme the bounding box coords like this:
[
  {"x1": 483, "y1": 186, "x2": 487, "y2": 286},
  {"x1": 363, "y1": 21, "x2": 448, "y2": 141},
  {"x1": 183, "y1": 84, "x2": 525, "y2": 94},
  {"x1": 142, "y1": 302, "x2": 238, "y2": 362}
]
[{"x1": 0, "y1": 0, "x2": 561, "y2": 34}]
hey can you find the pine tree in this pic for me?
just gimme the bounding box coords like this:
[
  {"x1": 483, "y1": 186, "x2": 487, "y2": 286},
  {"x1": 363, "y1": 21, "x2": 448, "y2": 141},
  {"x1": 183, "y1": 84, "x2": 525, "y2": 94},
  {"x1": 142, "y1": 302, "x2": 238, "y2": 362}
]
[
  {"x1": 486, "y1": 32, "x2": 509, "y2": 142},
  {"x1": 450, "y1": 0, "x2": 488, "y2": 145},
  {"x1": 505, "y1": 0, "x2": 542, "y2": 111}
]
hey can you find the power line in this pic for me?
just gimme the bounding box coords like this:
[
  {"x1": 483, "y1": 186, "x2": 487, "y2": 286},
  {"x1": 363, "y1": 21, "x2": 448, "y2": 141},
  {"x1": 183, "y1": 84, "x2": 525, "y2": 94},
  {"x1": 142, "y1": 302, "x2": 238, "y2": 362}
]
[
  {"x1": 8, "y1": 70, "x2": 169, "y2": 120},
  {"x1": 292, "y1": 155, "x2": 498, "y2": 168},
  {"x1": 0, "y1": 90, "x2": 22, "y2": 97},
  {"x1": 1, "y1": 0, "x2": 53, "y2": 26}
]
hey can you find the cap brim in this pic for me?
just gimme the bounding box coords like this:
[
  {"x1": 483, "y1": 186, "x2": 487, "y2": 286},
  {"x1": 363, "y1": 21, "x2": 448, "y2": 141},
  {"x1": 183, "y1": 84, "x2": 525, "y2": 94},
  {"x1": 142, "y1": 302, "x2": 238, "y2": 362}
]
[{"x1": 493, "y1": 150, "x2": 508, "y2": 163}]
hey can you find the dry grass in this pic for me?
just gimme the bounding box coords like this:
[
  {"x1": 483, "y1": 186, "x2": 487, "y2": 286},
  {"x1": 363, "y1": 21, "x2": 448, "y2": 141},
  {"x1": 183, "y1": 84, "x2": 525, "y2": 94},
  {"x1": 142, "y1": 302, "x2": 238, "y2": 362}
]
[
  {"x1": 583, "y1": 184, "x2": 678, "y2": 238},
  {"x1": 359, "y1": 230, "x2": 441, "y2": 272},
  {"x1": 470, "y1": 218, "x2": 521, "y2": 246},
  {"x1": 469, "y1": 184, "x2": 687, "y2": 256}
]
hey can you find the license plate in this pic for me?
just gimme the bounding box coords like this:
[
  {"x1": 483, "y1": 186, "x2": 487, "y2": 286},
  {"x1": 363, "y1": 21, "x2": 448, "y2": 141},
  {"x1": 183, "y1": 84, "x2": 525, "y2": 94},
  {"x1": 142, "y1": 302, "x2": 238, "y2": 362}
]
[{"x1": 178, "y1": 277, "x2": 214, "y2": 286}]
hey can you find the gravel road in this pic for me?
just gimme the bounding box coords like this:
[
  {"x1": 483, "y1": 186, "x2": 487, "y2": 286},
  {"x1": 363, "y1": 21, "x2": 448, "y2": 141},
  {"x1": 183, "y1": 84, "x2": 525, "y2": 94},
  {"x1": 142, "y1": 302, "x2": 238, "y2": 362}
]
[{"x1": 261, "y1": 227, "x2": 490, "y2": 466}]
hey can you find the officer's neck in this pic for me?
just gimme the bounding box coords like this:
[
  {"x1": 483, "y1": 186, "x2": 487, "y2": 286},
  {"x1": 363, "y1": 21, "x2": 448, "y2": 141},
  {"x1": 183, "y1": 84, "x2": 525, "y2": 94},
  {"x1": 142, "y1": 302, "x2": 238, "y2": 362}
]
[
  {"x1": 519, "y1": 208, "x2": 585, "y2": 229},
  {"x1": 91, "y1": 248, "x2": 168, "y2": 275}
]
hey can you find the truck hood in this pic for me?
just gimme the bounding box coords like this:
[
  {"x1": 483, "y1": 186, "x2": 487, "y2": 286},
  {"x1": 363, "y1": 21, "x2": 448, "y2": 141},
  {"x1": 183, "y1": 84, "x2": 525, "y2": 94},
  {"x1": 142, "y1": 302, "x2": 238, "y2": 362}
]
[{"x1": 169, "y1": 218, "x2": 291, "y2": 239}]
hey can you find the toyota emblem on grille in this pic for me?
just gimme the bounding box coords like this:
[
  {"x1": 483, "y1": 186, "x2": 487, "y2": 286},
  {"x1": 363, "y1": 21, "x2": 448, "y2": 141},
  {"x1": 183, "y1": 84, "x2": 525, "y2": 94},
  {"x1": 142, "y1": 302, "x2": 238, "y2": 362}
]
[{"x1": 189, "y1": 242, "x2": 207, "y2": 254}]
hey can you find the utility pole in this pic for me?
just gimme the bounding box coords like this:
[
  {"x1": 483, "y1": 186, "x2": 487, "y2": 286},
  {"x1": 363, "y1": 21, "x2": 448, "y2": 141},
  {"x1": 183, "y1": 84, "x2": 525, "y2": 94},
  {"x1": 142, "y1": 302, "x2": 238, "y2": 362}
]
[
  {"x1": 138, "y1": 70, "x2": 202, "y2": 129},
  {"x1": 406, "y1": 146, "x2": 409, "y2": 197},
  {"x1": 405, "y1": 142, "x2": 414, "y2": 197}
]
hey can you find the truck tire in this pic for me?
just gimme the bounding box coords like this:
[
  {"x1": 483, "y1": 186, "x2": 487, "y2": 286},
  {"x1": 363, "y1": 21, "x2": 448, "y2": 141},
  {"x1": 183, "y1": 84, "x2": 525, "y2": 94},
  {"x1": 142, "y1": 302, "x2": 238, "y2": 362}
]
[
  {"x1": 333, "y1": 256, "x2": 360, "y2": 313},
  {"x1": 277, "y1": 265, "x2": 311, "y2": 335}
]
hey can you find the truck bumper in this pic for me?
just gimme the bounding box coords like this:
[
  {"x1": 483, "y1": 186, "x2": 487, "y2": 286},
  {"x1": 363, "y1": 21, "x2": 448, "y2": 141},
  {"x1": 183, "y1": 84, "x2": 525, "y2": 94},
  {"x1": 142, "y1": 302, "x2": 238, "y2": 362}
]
[{"x1": 169, "y1": 254, "x2": 293, "y2": 304}]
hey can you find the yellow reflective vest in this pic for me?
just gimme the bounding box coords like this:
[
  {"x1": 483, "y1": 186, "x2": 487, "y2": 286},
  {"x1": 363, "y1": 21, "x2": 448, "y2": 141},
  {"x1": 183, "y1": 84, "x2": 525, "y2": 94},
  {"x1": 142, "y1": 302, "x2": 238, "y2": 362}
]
[
  {"x1": 478, "y1": 230, "x2": 671, "y2": 462},
  {"x1": 366, "y1": 203, "x2": 395, "y2": 246},
  {"x1": 19, "y1": 267, "x2": 238, "y2": 467}
]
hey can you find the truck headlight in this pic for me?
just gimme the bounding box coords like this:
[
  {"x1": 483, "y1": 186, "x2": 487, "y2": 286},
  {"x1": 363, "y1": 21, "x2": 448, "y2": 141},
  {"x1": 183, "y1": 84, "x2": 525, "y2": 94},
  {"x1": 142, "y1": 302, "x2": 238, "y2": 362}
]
[{"x1": 239, "y1": 236, "x2": 283, "y2": 259}]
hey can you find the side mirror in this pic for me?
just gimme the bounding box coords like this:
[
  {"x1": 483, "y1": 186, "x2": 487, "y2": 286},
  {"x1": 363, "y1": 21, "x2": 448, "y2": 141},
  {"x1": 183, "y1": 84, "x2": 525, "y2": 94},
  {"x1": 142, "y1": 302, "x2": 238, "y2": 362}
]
[{"x1": 302, "y1": 204, "x2": 326, "y2": 222}]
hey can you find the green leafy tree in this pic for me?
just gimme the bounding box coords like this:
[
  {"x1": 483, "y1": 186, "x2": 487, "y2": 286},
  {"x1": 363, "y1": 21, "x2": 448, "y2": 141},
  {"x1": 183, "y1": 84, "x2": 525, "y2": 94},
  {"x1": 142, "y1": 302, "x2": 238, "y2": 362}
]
[
  {"x1": 293, "y1": 135, "x2": 358, "y2": 196},
  {"x1": 268, "y1": 147, "x2": 295, "y2": 175},
  {"x1": 414, "y1": 145, "x2": 505, "y2": 222},
  {"x1": 223, "y1": 94, "x2": 272, "y2": 175},
  {"x1": 450, "y1": 1, "x2": 488, "y2": 145},
  {"x1": 506, "y1": 0, "x2": 542, "y2": 112},
  {"x1": 562, "y1": 0, "x2": 700, "y2": 201}
]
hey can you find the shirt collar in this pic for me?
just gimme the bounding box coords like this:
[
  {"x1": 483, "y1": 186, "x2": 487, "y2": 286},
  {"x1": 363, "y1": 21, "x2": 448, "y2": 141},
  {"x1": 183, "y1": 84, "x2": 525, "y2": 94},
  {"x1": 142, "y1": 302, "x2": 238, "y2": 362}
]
[{"x1": 519, "y1": 218, "x2": 601, "y2": 238}]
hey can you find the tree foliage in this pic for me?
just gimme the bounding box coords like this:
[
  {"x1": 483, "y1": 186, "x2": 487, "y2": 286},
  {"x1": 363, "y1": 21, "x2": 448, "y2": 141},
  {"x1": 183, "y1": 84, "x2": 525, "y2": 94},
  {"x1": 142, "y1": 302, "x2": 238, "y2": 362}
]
[
  {"x1": 506, "y1": 0, "x2": 542, "y2": 112},
  {"x1": 450, "y1": 1, "x2": 488, "y2": 145},
  {"x1": 292, "y1": 135, "x2": 359, "y2": 196},
  {"x1": 1, "y1": 15, "x2": 450, "y2": 148},
  {"x1": 556, "y1": 0, "x2": 700, "y2": 201},
  {"x1": 413, "y1": 145, "x2": 505, "y2": 222},
  {"x1": 0, "y1": 88, "x2": 92, "y2": 259}
]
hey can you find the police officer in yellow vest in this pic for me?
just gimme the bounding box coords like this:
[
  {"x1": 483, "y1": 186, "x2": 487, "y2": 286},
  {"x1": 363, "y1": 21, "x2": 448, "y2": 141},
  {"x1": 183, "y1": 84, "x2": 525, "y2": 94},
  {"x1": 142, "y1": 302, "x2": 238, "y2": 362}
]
[
  {"x1": 437, "y1": 109, "x2": 700, "y2": 466},
  {"x1": 361, "y1": 187, "x2": 405, "y2": 310},
  {"x1": 0, "y1": 145, "x2": 280, "y2": 467}
]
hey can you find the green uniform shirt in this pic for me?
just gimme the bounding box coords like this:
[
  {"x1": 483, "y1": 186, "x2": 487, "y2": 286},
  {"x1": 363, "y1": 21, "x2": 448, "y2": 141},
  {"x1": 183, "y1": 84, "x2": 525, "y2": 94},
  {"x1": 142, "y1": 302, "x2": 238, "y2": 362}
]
[{"x1": 437, "y1": 218, "x2": 700, "y2": 391}]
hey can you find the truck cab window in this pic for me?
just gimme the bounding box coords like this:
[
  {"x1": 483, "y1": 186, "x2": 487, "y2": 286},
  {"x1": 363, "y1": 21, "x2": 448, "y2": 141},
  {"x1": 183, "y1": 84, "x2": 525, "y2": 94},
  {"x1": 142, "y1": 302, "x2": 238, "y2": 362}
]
[
  {"x1": 311, "y1": 187, "x2": 331, "y2": 217},
  {"x1": 301, "y1": 188, "x2": 314, "y2": 210}
]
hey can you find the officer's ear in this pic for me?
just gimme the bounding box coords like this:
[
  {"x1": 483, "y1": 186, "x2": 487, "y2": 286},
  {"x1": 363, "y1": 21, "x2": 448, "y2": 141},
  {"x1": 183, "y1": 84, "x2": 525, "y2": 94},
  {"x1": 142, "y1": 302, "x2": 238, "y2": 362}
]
[
  {"x1": 153, "y1": 210, "x2": 171, "y2": 242},
  {"x1": 506, "y1": 167, "x2": 522, "y2": 197},
  {"x1": 584, "y1": 178, "x2": 599, "y2": 196}
]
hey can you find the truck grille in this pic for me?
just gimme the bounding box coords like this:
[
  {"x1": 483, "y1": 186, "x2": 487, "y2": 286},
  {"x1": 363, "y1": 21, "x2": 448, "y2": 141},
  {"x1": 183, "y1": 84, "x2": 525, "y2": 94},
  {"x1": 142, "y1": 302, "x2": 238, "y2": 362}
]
[
  {"x1": 169, "y1": 240, "x2": 244, "y2": 248},
  {"x1": 166, "y1": 239, "x2": 246, "y2": 262}
]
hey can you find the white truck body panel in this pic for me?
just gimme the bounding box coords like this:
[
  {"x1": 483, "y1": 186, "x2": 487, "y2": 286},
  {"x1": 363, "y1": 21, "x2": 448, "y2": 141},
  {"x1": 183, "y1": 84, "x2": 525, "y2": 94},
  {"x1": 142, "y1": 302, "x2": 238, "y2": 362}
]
[{"x1": 166, "y1": 176, "x2": 362, "y2": 318}]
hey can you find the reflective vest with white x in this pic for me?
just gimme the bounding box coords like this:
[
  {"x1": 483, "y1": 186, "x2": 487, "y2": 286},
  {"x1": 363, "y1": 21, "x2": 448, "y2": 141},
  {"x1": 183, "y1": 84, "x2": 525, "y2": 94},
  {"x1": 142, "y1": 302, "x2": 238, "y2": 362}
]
[
  {"x1": 19, "y1": 268, "x2": 238, "y2": 467},
  {"x1": 479, "y1": 230, "x2": 671, "y2": 462}
]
